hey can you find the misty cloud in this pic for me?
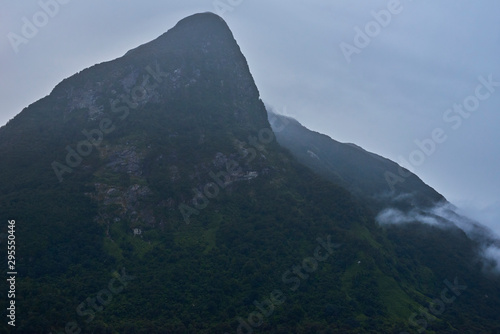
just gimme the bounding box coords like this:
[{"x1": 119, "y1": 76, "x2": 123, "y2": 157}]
[
  {"x1": 376, "y1": 207, "x2": 442, "y2": 226},
  {"x1": 482, "y1": 244, "x2": 500, "y2": 274},
  {"x1": 376, "y1": 197, "x2": 500, "y2": 274}
]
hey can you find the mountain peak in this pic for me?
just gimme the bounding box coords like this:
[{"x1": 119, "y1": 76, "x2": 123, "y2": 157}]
[
  {"x1": 126, "y1": 11, "x2": 235, "y2": 58},
  {"x1": 40, "y1": 10, "x2": 267, "y2": 141},
  {"x1": 163, "y1": 11, "x2": 233, "y2": 44},
  {"x1": 174, "y1": 11, "x2": 228, "y2": 27}
]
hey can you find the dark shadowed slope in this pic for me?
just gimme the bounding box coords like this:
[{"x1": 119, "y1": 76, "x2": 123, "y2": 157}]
[{"x1": 269, "y1": 110, "x2": 445, "y2": 211}]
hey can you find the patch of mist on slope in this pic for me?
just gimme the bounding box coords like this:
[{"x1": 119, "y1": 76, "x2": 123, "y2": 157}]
[{"x1": 376, "y1": 195, "x2": 500, "y2": 274}]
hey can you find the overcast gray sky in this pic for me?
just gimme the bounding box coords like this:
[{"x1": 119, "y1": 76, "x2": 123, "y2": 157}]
[{"x1": 1, "y1": 0, "x2": 499, "y2": 235}]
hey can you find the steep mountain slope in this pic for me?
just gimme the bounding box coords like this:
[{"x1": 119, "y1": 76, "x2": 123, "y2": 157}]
[
  {"x1": 268, "y1": 111, "x2": 444, "y2": 212},
  {"x1": 1, "y1": 12, "x2": 499, "y2": 333}
]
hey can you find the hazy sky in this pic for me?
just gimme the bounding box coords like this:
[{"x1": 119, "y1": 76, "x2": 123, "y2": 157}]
[{"x1": 1, "y1": 1, "x2": 499, "y2": 234}]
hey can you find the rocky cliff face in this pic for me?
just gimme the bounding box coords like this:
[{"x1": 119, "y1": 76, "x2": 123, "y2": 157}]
[
  {"x1": 48, "y1": 12, "x2": 267, "y2": 130},
  {"x1": 0, "y1": 13, "x2": 277, "y2": 233}
]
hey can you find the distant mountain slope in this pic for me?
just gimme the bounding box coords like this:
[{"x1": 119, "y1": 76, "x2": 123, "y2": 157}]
[{"x1": 268, "y1": 111, "x2": 444, "y2": 211}]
